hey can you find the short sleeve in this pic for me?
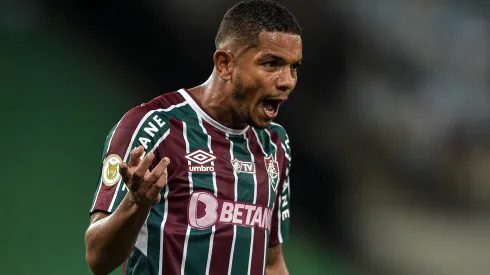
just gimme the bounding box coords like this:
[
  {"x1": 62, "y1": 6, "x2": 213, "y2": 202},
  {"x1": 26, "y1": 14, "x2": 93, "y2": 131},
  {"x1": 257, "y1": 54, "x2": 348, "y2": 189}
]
[{"x1": 89, "y1": 106, "x2": 169, "y2": 214}]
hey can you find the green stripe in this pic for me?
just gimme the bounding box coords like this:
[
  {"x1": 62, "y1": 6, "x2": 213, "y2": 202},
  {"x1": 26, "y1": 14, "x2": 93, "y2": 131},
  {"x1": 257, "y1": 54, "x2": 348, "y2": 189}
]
[
  {"x1": 90, "y1": 123, "x2": 118, "y2": 210},
  {"x1": 147, "y1": 185, "x2": 168, "y2": 274},
  {"x1": 229, "y1": 134, "x2": 255, "y2": 275},
  {"x1": 269, "y1": 123, "x2": 291, "y2": 160},
  {"x1": 268, "y1": 124, "x2": 291, "y2": 242},
  {"x1": 253, "y1": 128, "x2": 278, "y2": 275},
  {"x1": 279, "y1": 172, "x2": 290, "y2": 242},
  {"x1": 126, "y1": 248, "x2": 151, "y2": 275},
  {"x1": 184, "y1": 109, "x2": 215, "y2": 274},
  {"x1": 253, "y1": 128, "x2": 277, "y2": 209}
]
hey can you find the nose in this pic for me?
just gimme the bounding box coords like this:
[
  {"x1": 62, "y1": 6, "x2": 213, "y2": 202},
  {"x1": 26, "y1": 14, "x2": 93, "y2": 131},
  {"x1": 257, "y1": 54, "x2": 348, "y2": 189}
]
[{"x1": 276, "y1": 67, "x2": 296, "y2": 93}]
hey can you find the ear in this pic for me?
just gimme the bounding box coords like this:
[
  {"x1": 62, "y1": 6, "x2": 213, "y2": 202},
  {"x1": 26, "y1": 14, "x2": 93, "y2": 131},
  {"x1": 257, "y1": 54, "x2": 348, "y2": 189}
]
[{"x1": 213, "y1": 50, "x2": 234, "y2": 81}]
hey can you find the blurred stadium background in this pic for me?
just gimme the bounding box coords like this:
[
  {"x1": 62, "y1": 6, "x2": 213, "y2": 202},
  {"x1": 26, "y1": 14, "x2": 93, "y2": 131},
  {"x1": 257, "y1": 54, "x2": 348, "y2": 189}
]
[{"x1": 2, "y1": 0, "x2": 490, "y2": 274}]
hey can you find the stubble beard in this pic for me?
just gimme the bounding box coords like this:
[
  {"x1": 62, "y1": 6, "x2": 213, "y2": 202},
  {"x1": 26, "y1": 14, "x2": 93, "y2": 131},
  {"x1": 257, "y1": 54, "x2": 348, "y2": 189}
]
[
  {"x1": 232, "y1": 73, "x2": 245, "y2": 100},
  {"x1": 231, "y1": 74, "x2": 259, "y2": 128}
]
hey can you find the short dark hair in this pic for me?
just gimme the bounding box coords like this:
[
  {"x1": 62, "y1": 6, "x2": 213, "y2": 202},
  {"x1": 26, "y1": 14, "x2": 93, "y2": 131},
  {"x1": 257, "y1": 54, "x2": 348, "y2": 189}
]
[{"x1": 215, "y1": 0, "x2": 302, "y2": 51}]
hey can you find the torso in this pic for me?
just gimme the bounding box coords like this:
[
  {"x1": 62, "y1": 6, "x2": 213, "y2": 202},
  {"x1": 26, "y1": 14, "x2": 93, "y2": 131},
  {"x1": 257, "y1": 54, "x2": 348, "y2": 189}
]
[{"x1": 92, "y1": 89, "x2": 290, "y2": 275}]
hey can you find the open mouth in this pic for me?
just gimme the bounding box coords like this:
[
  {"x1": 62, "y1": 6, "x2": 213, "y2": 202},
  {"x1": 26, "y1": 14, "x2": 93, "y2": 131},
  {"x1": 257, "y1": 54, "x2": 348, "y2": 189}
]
[{"x1": 262, "y1": 99, "x2": 283, "y2": 119}]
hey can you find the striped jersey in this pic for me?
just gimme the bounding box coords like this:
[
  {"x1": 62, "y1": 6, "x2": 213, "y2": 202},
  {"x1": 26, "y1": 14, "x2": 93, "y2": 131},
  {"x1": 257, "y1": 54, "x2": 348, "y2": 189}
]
[{"x1": 90, "y1": 89, "x2": 292, "y2": 275}]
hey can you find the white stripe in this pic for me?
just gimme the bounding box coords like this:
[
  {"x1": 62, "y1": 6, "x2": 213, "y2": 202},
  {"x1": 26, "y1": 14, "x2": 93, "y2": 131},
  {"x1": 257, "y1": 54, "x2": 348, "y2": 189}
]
[
  {"x1": 226, "y1": 133, "x2": 238, "y2": 275},
  {"x1": 263, "y1": 230, "x2": 268, "y2": 275},
  {"x1": 133, "y1": 128, "x2": 171, "y2": 258},
  {"x1": 252, "y1": 128, "x2": 271, "y2": 274},
  {"x1": 134, "y1": 216, "x2": 149, "y2": 256},
  {"x1": 265, "y1": 129, "x2": 283, "y2": 243},
  {"x1": 90, "y1": 119, "x2": 122, "y2": 212},
  {"x1": 206, "y1": 226, "x2": 216, "y2": 275},
  {"x1": 181, "y1": 121, "x2": 193, "y2": 274},
  {"x1": 285, "y1": 168, "x2": 291, "y2": 198},
  {"x1": 158, "y1": 184, "x2": 170, "y2": 275},
  {"x1": 243, "y1": 132, "x2": 258, "y2": 275},
  {"x1": 108, "y1": 101, "x2": 187, "y2": 212},
  {"x1": 281, "y1": 143, "x2": 291, "y2": 161},
  {"x1": 199, "y1": 117, "x2": 218, "y2": 275},
  {"x1": 177, "y1": 89, "x2": 249, "y2": 136},
  {"x1": 252, "y1": 129, "x2": 267, "y2": 156}
]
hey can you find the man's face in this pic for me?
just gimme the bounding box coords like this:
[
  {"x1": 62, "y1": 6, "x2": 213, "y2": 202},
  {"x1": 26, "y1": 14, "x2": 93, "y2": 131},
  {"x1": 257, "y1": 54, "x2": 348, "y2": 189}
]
[{"x1": 232, "y1": 31, "x2": 303, "y2": 129}]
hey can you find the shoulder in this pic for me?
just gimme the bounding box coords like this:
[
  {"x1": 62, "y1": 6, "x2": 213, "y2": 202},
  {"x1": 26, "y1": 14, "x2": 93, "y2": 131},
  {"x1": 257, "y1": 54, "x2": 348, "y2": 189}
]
[
  {"x1": 106, "y1": 90, "x2": 189, "y2": 153},
  {"x1": 119, "y1": 90, "x2": 188, "y2": 128},
  {"x1": 267, "y1": 122, "x2": 291, "y2": 160},
  {"x1": 267, "y1": 122, "x2": 290, "y2": 145}
]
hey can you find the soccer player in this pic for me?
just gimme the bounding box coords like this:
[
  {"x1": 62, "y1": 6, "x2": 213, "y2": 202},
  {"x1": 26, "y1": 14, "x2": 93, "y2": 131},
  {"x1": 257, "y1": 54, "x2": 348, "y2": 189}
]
[{"x1": 84, "y1": 0, "x2": 302, "y2": 274}]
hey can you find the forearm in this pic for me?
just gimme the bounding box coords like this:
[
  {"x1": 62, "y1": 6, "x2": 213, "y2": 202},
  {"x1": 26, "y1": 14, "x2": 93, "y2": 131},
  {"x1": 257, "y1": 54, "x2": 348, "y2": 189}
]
[
  {"x1": 266, "y1": 261, "x2": 289, "y2": 275},
  {"x1": 266, "y1": 244, "x2": 289, "y2": 275},
  {"x1": 85, "y1": 194, "x2": 151, "y2": 275}
]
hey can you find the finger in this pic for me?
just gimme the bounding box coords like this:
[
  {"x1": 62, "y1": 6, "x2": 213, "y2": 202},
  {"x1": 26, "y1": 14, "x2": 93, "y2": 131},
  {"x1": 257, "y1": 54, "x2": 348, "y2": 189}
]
[
  {"x1": 132, "y1": 151, "x2": 155, "y2": 181},
  {"x1": 119, "y1": 162, "x2": 133, "y2": 183},
  {"x1": 146, "y1": 171, "x2": 168, "y2": 199},
  {"x1": 129, "y1": 146, "x2": 144, "y2": 167},
  {"x1": 147, "y1": 157, "x2": 170, "y2": 183}
]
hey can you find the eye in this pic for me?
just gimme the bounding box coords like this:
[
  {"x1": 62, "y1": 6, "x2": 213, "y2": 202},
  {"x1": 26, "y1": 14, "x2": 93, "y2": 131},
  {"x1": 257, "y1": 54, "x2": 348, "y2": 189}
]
[
  {"x1": 291, "y1": 63, "x2": 301, "y2": 71},
  {"x1": 263, "y1": 61, "x2": 278, "y2": 68}
]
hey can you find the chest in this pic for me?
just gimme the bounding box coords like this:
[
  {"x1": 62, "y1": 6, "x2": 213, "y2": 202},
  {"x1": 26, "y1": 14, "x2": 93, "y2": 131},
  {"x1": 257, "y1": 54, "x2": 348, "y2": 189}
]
[{"x1": 161, "y1": 123, "x2": 284, "y2": 209}]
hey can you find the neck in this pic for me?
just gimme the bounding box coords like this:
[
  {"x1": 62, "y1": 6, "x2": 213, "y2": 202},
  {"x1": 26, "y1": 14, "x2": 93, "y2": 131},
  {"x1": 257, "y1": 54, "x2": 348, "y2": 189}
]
[{"x1": 187, "y1": 73, "x2": 247, "y2": 130}]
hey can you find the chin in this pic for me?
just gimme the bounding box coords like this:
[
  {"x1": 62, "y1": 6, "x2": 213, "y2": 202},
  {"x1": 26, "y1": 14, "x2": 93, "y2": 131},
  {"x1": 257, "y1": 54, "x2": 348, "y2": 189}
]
[{"x1": 248, "y1": 118, "x2": 272, "y2": 129}]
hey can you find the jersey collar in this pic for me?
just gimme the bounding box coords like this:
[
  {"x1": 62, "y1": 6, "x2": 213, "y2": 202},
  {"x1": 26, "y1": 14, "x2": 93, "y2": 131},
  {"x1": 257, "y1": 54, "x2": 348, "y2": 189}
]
[{"x1": 178, "y1": 89, "x2": 250, "y2": 136}]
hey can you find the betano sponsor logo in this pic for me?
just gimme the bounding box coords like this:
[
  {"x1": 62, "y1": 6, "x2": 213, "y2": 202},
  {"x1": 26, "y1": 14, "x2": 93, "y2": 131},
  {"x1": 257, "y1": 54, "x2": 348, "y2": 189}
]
[
  {"x1": 185, "y1": 149, "x2": 216, "y2": 172},
  {"x1": 187, "y1": 191, "x2": 273, "y2": 230}
]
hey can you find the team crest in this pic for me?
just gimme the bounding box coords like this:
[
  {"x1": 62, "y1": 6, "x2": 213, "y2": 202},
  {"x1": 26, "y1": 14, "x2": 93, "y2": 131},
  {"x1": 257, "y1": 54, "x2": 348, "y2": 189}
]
[
  {"x1": 102, "y1": 154, "x2": 122, "y2": 186},
  {"x1": 264, "y1": 155, "x2": 280, "y2": 191}
]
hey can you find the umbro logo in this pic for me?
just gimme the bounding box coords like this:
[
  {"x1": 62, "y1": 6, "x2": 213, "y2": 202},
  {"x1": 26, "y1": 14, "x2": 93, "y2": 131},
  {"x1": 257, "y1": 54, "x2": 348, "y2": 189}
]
[
  {"x1": 185, "y1": 149, "x2": 216, "y2": 164},
  {"x1": 185, "y1": 149, "x2": 216, "y2": 172}
]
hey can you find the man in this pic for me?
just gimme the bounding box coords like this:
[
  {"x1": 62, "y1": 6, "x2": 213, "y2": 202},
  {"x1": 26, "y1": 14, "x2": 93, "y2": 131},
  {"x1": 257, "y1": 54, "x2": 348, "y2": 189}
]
[{"x1": 85, "y1": 0, "x2": 302, "y2": 274}]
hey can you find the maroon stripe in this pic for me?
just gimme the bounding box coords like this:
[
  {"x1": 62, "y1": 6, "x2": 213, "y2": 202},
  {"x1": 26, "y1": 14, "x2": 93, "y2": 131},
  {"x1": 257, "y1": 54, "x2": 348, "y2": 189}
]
[
  {"x1": 268, "y1": 130, "x2": 288, "y2": 184},
  {"x1": 203, "y1": 120, "x2": 236, "y2": 275},
  {"x1": 267, "y1": 185, "x2": 282, "y2": 247},
  {"x1": 265, "y1": 129, "x2": 286, "y2": 247},
  {"x1": 150, "y1": 91, "x2": 186, "y2": 108},
  {"x1": 247, "y1": 130, "x2": 268, "y2": 275},
  {"x1": 161, "y1": 118, "x2": 189, "y2": 275}
]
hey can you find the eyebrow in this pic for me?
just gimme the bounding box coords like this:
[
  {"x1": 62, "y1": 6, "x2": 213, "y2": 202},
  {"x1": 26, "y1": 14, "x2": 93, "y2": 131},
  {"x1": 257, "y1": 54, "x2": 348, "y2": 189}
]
[{"x1": 261, "y1": 53, "x2": 303, "y2": 64}]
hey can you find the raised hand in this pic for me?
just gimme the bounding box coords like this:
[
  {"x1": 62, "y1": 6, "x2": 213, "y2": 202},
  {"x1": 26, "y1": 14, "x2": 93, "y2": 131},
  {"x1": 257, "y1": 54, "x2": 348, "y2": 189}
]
[{"x1": 119, "y1": 145, "x2": 170, "y2": 207}]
